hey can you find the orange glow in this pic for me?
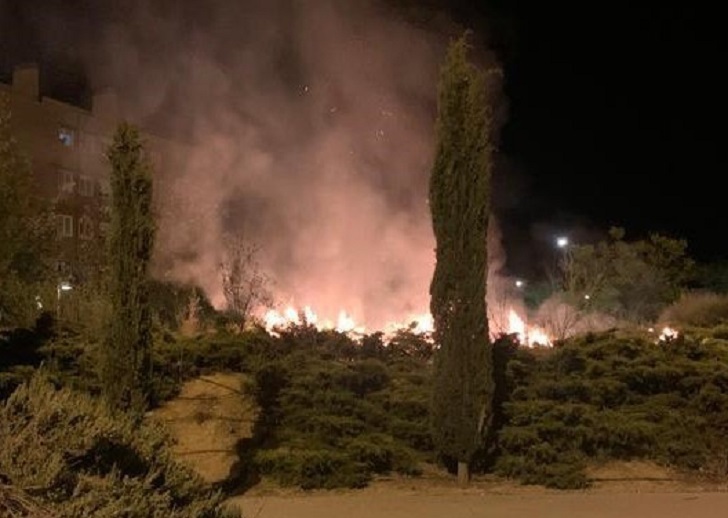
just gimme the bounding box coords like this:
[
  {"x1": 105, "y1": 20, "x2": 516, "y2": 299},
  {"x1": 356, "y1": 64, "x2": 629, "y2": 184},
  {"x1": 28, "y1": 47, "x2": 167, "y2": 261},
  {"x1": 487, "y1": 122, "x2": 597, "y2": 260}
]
[
  {"x1": 659, "y1": 326, "x2": 679, "y2": 341},
  {"x1": 506, "y1": 308, "x2": 551, "y2": 346},
  {"x1": 262, "y1": 303, "x2": 550, "y2": 346}
]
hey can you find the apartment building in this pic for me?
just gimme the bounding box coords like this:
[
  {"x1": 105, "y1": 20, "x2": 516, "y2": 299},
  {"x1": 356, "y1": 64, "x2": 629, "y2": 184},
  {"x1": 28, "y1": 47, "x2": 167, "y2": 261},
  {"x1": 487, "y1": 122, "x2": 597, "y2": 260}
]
[{"x1": 1, "y1": 64, "x2": 185, "y2": 283}]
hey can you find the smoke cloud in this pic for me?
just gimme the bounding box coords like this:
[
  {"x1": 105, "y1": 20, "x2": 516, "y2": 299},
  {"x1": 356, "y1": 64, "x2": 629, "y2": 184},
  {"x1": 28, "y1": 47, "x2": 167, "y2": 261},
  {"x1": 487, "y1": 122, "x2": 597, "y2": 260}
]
[
  {"x1": 6, "y1": 0, "x2": 505, "y2": 330},
  {"x1": 90, "y1": 0, "x2": 462, "y2": 329}
]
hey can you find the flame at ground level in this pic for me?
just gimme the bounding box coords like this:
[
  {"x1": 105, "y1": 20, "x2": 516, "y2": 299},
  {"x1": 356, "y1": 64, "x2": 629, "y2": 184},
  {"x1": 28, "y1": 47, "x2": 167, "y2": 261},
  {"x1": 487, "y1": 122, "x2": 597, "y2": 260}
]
[
  {"x1": 261, "y1": 305, "x2": 550, "y2": 346},
  {"x1": 262, "y1": 306, "x2": 432, "y2": 337},
  {"x1": 506, "y1": 309, "x2": 551, "y2": 346}
]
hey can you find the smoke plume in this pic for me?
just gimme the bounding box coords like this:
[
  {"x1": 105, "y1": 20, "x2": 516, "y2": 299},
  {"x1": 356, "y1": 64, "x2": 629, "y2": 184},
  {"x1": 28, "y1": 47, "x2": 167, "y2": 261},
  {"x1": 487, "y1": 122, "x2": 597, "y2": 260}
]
[
  {"x1": 94, "y1": 0, "x2": 459, "y2": 329},
  {"x1": 6, "y1": 0, "x2": 506, "y2": 330}
]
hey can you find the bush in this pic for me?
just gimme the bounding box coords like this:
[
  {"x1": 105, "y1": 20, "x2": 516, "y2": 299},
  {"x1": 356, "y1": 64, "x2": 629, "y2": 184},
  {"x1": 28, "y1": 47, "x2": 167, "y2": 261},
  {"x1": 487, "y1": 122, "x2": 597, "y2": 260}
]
[
  {"x1": 0, "y1": 374, "x2": 239, "y2": 517},
  {"x1": 494, "y1": 331, "x2": 728, "y2": 488},
  {"x1": 244, "y1": 330, "x2": 432, "y2": 489},
  {"x1": 660, "y1": 292, "x2": 728, "y2": 328},
  {"x1": 255, "y1": 448, "x2": 370, "y2": 489}
]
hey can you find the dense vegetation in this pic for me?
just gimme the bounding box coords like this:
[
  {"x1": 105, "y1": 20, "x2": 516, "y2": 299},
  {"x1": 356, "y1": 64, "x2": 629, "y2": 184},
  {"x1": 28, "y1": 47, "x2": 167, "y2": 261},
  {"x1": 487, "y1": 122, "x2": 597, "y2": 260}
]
[
  {"x1": 247, "y1": 327, "x2": 433, "y2": 489},
  {"x1": 494, "y1": 328, "x2": 728, "y2": 488},
  {"x1": 0, "y1": 374, "x2": 238, "y2": 517},
  {"x1": 4, "y1": 294, "x2": 728, "y2": 495}
]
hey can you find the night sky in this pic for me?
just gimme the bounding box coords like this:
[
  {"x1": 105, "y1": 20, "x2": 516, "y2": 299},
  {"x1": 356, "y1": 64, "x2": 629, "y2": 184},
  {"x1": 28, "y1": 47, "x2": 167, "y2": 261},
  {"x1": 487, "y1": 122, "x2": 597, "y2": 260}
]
[
  {"x1": 1, "y1": 1, "x2": 724, "y2": 269},
  {"x1": 471, "y1": 3, "x2": 725, "y2": 270}
]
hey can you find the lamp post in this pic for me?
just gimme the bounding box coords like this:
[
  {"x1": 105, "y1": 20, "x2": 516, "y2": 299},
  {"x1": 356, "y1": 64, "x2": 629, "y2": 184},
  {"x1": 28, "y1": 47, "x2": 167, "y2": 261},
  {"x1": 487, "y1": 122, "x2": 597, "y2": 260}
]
[
  {"x1": 56, "y1": 281, "x2": 73, "y2": 318},
  {"x1": 554, "y1": 235, "x2": 571, "y2": 291}
]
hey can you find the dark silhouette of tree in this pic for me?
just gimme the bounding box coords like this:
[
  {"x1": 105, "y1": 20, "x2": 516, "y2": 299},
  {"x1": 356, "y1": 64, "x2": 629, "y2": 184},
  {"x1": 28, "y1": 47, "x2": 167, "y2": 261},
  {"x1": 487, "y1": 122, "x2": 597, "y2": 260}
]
[
  {"x1": 429, "y1": 35, "x2": 495, "y2": 486},
  {"x1": 101, "y1": 123, "x2": 155, "y2": 413}
]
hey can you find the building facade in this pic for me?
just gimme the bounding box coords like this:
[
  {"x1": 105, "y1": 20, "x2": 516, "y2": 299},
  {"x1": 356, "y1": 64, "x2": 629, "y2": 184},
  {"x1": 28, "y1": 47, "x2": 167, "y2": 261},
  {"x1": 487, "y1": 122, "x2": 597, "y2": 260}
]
[{"x1": 1, "y1": 64, "x2": 184, "y2": 284}]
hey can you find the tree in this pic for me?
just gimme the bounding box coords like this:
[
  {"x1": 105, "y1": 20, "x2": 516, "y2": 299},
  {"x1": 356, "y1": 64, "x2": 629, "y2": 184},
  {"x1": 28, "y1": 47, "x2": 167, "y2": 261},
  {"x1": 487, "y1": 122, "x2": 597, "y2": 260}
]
[
  {"x1": 220, "y1": 235, "x2": 272, "y2": 332},
  {"x1": 0, "y1": 94, "x2": 53, "y2": 328},
  {"x1": 101, "y1": 123, "x2": 155, "y2": 413},
  {"x1": 429, "y1": 35, "x2": 494, "y2": 486},
  {"x1": 558, "y1": 227, "x2": 693, "y2": 322}
]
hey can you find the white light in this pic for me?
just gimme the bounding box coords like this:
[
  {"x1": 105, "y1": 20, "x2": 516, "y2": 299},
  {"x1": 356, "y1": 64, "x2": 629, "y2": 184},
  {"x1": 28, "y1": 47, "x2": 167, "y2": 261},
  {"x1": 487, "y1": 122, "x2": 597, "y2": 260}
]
[
  {"x1": 584, "y1": 294, "x2": 590, "y2": 300},
  {"x1": 556, "y1": 236, "x2": 569, "y2": 248},
  {"x1": 515, "y1": 280, "x2": 524, "y2": 288},
  {"x1": 59, "y1": 282, "x2": 73, "y2": 291}
]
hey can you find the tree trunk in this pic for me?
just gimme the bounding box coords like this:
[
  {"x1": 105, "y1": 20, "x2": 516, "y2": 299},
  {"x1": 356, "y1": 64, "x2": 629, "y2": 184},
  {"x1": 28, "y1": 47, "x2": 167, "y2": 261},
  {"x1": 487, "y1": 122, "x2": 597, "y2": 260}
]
[{"x1": 457, "y1": 461, "x2": 470, "y2": 487}]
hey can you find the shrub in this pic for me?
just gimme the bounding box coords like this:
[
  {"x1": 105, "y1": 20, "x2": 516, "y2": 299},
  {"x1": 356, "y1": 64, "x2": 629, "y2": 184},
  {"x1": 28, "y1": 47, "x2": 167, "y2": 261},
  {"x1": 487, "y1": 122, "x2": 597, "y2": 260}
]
[
  {"x1": 255, "y1": 448, "x2": 370, "y2": 489},
  {"x1": 0, "y1": 374, "x2": 238, "y2": 517},
  {"x1": 494, "y1": 331, "x2": 728, "y2": 488},
  {"x1": 660, "y1": 292, "x2": 728, "y2": 327},
  {"x1": 244, "y1": 330, "x2": 432, "y2": 489}
]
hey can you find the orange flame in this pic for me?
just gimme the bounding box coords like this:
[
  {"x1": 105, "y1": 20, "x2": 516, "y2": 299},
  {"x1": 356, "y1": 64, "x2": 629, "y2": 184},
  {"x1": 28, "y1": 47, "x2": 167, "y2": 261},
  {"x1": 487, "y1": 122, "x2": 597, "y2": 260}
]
[
  {"x1": 659, "y1": 326, "x2": 679, "y2": 341},
  {"x1": 506, "y1": 309, "x2": 551, "y2": 346},
  {"x1": 262, "y1": 304, "x2": 550, "y2": 347}
]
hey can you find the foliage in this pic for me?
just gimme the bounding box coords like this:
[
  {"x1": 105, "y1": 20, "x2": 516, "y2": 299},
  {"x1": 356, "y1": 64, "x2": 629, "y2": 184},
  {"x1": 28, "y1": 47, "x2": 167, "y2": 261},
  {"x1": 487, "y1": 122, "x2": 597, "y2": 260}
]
[
  {"x1": 660, "y1": 292, "x2": 728, "y2": 328},
  {"x1": 149, "y1": 329, "x2": 274, "y2": 405},
  {"x1": 494, "y1": 331, "x2": 728, "y2": 488},
  {"x1": 429, "y1": 34, "x2": 494, "y2": 470},
  {"x1": 693, "y1": 260, "x2": 728, "y2": 294},
  {"x1": 102, "y1": 123, "x2": 156, "y2": 413},
  {"x1": 0, "y1": 374, "x2": 239, "y2": 517},
  {"x1": 148, "y1": 280, "x2": 217, "y2": 333},
  {"x1": 247, "y1": 328, "x2": 431, "y2": 489},
  {"x1": 559, "y1": 227, "x2": 694, "y2": 322},
  {"x1": 220, "y1": 235, "x2": 273, "y2": 332},
  {"x1": 0, "y1": 94, "x2": 54, "y2": 329},
  {"x1": 0, "y1": 315, "x2": 56, "y2": 399}
]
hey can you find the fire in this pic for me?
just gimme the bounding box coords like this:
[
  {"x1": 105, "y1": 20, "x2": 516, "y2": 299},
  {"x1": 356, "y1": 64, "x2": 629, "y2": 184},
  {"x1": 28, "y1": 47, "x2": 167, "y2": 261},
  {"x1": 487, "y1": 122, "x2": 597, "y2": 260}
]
[
  {"x1": 506, "y1": 309, "x2": 551, "y2": 347},
  {"x1": 263, "y1": 304, "x2": 549, "y2": 347},
  {"x1": 659, "y1": 326, "x2": 679, "y2": 341},
  {"x1": 262, "y1": 306, "x2": 433, "y2": 339},
  {"x1": 263, "y1": 306, "x2": 368, "y2": 336}
]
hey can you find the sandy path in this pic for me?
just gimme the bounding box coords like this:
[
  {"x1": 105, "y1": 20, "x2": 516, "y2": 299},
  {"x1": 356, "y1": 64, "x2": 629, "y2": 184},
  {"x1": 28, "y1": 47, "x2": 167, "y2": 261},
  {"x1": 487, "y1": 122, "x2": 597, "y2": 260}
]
[
  {"x1": 233, "y1": 491, "x2": 728, "y2": 518},
  {"x1": 152, "y1": 373, "x2": 255, "y2": 484}
]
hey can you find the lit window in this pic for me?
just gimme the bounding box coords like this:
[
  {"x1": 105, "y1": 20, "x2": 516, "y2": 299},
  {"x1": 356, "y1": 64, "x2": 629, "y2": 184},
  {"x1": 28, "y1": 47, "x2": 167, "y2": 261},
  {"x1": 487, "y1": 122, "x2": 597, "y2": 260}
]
[
  {"x1": 59, "y1": 170, "x2": 75, "y2": 193},
  {"x1": 58, "y1": 126, "x2": 75, "y2": 147},
  {"x1": 78, "y1": 216, "x2": 94, "y2": 240},
  {"x1": 58, "y1": 215, "x2": 74, "y2": 238},
  {"x1": 78, "y1": 175, "x2": 94, "y2": 197}
]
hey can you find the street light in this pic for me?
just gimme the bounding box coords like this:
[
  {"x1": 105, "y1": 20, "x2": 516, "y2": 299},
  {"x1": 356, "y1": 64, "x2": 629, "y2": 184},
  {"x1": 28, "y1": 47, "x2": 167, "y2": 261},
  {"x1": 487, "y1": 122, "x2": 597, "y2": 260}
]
[
  {"x1": 515, "y1": 279, "x2": 525, "y2": 289},
  {"x1": 556, "y1": 236, "x2": 569, "y2": 248},
  {"x1": 56, "y1": 281, "x2": 73, "y2": 317}
]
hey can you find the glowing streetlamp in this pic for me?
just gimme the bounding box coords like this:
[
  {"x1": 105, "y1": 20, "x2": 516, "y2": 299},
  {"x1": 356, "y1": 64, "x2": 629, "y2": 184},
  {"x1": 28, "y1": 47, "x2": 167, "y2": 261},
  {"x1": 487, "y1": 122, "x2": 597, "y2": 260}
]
[
  {"x1": 515, "y1": 279, "x2": 525, "y2": 289},
  {"x1": 56, "y1": 281, "x2": 73, "y2": 317},
  {"x1": 556, "y1": 236, "x2": 569, "y2": 248}
]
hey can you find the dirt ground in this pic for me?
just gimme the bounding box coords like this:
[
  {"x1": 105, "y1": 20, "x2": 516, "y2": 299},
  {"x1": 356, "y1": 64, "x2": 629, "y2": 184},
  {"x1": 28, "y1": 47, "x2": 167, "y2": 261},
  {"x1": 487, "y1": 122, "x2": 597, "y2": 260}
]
[
  {"x1": 232, "y1": 490, "x2": 728, "y2": 518},
  {"x1": 151, "y1": 373, "x2": 256, "y2": 484},
  {"x1": 230, "y1": 463, "x2": 728, "y2": 518}
]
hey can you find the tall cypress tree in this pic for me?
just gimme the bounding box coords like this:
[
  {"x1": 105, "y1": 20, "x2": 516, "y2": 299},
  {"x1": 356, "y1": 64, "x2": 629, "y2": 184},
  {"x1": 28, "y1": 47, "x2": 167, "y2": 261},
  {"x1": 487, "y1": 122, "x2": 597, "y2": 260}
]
[
  {"x1": 429, "y1": 35, "x2": 494, "y2": 485},
  {"x1": 102, "y1": 123, "x2": 155, "y2": 413}
]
